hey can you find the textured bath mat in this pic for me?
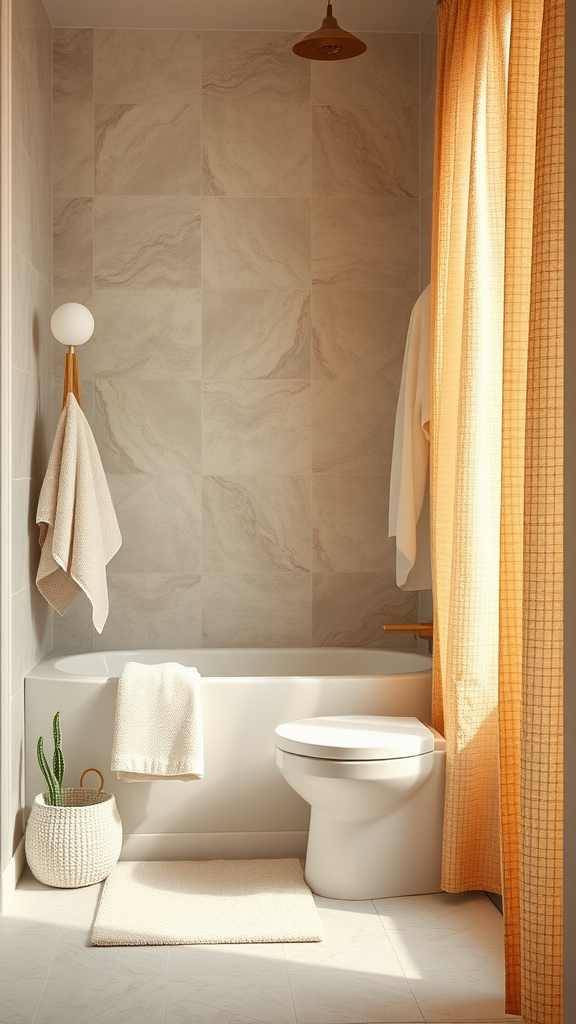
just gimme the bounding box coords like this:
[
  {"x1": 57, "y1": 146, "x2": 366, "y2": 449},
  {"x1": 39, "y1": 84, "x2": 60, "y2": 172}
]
[{"x1": 91, "y1": 858, "x2": 324, "y2": 946}]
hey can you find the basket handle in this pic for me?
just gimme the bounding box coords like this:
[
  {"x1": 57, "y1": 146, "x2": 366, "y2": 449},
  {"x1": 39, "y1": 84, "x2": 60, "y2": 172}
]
[{"x1": 79, "y1": 767, "x2": 104, "y2": 793}]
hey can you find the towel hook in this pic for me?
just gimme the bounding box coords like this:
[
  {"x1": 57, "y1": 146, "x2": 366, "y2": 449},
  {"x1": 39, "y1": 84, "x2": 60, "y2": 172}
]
[{"x1": 51, "y1": 303, "x2": 95, "y2": 411}]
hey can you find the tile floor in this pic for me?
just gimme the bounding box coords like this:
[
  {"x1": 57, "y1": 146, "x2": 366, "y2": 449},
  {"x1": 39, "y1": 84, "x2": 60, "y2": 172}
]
[{"x1": 1, "y1": 870, "x2": 522, "y2": 1024}]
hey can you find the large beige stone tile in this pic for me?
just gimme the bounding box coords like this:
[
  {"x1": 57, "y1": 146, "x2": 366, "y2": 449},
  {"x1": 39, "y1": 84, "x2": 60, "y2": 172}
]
[
  {"x1": 94, "y1": 197, "x2": 201, "y2": 289},
  {"x1": 312, "y1": 197, "x2": 419, "y2": 290},
  {"x1": 93, "y1": 289, "x2": 201, "y2": 380},
  {"x1": 94, "y1": 29, "x2": 201, "y2": 103},
  {"x1": 313, "y1": 103, "x2": 418, "y2": 199},
  {"x1": 203, "y1": 95, "x2": 311, "y2": 198},
  {"x1": 203, "y1": 475, "x2": 311, "y2": 572},
  {"x1": 312, "y1": 573, "x2": 418, "y2": 649},
  {"x1": 53, "y1": 591, "x2": 95, "y2": 651},
  {"x1": 203, "y1": 31, "x2": 309, "y2": 104},
  {"x1": 12, "y1": 251, "x2": 52, "y2": 375},
  {"x1": 420, "y1": 96, "x2": 436, "y2": 200},
  {"x1": 312, "y1": 476, "x2": 391, "y2": 572},
  {"x1": 420, "y1": 189, "x2": 433, "y2": 290},
  {"x1": 202, "y1": 198, "x2": 310, "y2": 289},
  {"x1": 203, "y1": 381, "x2": 311, "y2": 475},
  {"x1": 108, "y1": 473, "x2": 201, "y2": 575},
  {"x1": 312, "y1": 380, "x2": 396, "y2": 475},
  {"x1": 312, "y1": 33, "x2": 419, "y2": 112},
  {"x1": 11, "y1": 478, "x2": 41, "y2": 595},
  {"x1": 13, "y1": 39, "x2": 51, "y2": 187},
  {"x1": 203, "y1": 289, "x2": 310, "y2": 380},
  {"x1": 14, "y1": 0, "x2": 52, "y2": 105},
  {"x1": 12, "y1": 367, "x2": 43, "y2": 481},
  {"x1": 202, "y1": 571, "x2": 311, "y2": 647},
  {"x1": 95, "y1": 104, "x2": 201, "y2": 196},
  {"x1": 312, "y1": 287, "x2": 414, "y2": 381},
  {"x1": 13, "y1": 142, "x2": 51, "y2": 281},
  {"x1": 53, "y1": 197, "x2": 93, "y2": 291},
  {"x1": 95, "y1": 380, "x2": 201, "y2": 474},
  {"x1": 53, "y1": 103, "x2": 94, "y2": 197},
  {"x1": 11, "y1": 584, "x2": 52, "y2": 697},
  {"x1": 420, "y1": 12, "x2": 439, "y2": 109},
  {"x1": 94, "y1": 573, "x2": 202, "y2": 650},
  {"x1": 53, "y1": 28, "x2": 93, "y2": 103}
]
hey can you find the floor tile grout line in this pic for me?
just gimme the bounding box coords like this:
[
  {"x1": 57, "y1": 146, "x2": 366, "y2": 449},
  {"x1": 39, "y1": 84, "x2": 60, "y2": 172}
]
[{"x1": 29, "y1": 893, "x2": 72, "y2": 1024}]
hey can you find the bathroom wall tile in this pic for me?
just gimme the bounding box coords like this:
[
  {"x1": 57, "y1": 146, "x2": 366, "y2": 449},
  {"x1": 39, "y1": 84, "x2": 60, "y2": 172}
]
[
  {"x1": 12, "y1": 252, "x2": 52, "y2": 375},
  {"x1": 12, "y1": 367, "x2": 42, "y2": 481},
  {"x1": 203, "y1": 382, "x2": 311, "y2": 476},
  {"x1": 312, "y1": 476, "x2": 391, "y2": 572},
  {"x1": 93, "y1": 289, "x2": 201, "y2": 380},
  {"x1": 53, "y1": 103, "x2": 93, "y2": 196},
  {"x1": 312, "y1": 573, "x2": 419, "y2": 649},
  {"x1": 13, "y1": 142, "x2": 51, "y2": 281},
  {"x1": 312, "y1": 33, "x2": 419, "y2": 112},
  {"x1": 203, "y1": 31, "x2": 309, "y2": 105},
  {"x1": 11, "y1": 478, "x2": 41, "y2": 595},
  {"x1": 420, "y1": 97, "x2": 436, "y2": 202},
  {"x1": 13, "y1": 39, "x2": 51, "y2": 187},
  {"x1": 202, "y1": 571, "x2": 311, "y2": 647},
  {"x1": 108, "y1": 473, "x2": 202, "y2": 574},
  {"x1": 14, "y1": 0, "x2": 53, "y2": 107},
  {"x1": 8, "y1": 689, "x2": 25, "y2": 855},
  {"x1": 94, "y1": 573, "x2": 202, "y2": 650},
  {"x1": 11, "y1": 584, "x2": 52, "y2": 696},
  {"x1": 202, "y1": 198, "x2": 311, "y2": 289},
  {"x1": 94, "y1": 196, "x2": 201, "y2": 290},
  {"x1": 94, "y1": 29, "x2": 201, "y2": 104},
  {"x1": 203, "y1": 289, "x2": 310, "y2": 380},
  {"x1": 312, "y1": 197, "x2": 419, "y2": 290},
  {"x1": 312, "y1": 381, "x2": 396, "y2": 476},
  {"x1": 203, "y1": 475, "x2": 311, "y2": 572},
  {"x1": 95, "y1": 104, "x2": 201, "y2": 196},
  {"x1": 53, "y1": 590, "x2": 95, "y2": 651},
  {"x1": 420, "y1": 12, "x2": 439, "y2": 110},
  {"x1": 53, "y1": 197, "x2": 93, "y2": 291},
  {"x1": 203, "y1": 97, "x2": 310, "y2": 197},
  {"x1": 420, "y1": 189, "x2": 433, "y2": 290},
  {"x1": 53, "y1": 28, "x2": 93, "y2": 103},
  {"x1": 166, "y1": 973, "x2": 296, "y2": 1024},
  {"x1": 95, "y1": 380, "x2": 201, "y2": 474},
  {"x1": 312, "y1": 287, "x2": 414, "y2": 381},
  {"x1": 313, "y1": 104, "x2": 418, "y2": 199}
]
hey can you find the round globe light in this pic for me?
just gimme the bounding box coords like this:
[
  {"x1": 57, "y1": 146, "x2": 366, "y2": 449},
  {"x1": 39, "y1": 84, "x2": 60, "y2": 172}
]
[{"x1": 50, "y1": 303, "x2": 95, "y2": 347}]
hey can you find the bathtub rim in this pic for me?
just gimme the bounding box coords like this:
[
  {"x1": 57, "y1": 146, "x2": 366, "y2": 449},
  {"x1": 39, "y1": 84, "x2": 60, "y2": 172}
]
[{"x1": 26, "y1": 647, "x2": 432, "y2": 685}]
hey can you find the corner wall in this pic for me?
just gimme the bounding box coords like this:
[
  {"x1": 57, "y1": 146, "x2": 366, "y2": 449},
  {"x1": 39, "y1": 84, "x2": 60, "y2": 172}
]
[{"x1": 0, "y1": 0, "x2": 52, "y2": 890}]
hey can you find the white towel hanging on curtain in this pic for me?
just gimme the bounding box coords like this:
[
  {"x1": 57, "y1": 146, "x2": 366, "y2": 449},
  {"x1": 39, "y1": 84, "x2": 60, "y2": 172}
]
[{"x1": 388, "y1": 284, "x2": 432, "y2": 590}]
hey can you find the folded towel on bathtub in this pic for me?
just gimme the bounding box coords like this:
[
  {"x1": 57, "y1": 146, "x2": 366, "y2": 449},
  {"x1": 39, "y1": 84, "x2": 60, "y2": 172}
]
[{"x1": 112, "y1": 662, "x2": 204, "y2": 782}]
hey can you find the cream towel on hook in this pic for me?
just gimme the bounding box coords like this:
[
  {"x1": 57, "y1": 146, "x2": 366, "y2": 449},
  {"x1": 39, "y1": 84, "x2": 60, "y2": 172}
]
[
  {"x1": 36, "y1": 393, "x2": 121, "y2": 632},
  {"x1": 112, "y1": 662, "x2": 204, "y2": 782},
  {"x1": 389, "y1": 284, "x2": 432, "y2": 590}
]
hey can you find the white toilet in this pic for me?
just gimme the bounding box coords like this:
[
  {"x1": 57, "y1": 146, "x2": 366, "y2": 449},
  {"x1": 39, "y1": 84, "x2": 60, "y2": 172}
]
[{"x1": 275, "y1": 715, "x2": 446, "y2": 900}]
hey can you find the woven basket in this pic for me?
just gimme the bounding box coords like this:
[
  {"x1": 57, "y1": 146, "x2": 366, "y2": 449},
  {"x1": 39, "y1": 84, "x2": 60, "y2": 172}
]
[{"x1": 25, "y1": 770, "x2": 122, "y2": 888}]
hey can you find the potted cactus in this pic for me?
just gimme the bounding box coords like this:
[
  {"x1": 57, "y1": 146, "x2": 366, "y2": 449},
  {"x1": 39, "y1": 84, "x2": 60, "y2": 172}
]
[{"x1": 25, "y1": 712, "x2": 123, "y2": 888}]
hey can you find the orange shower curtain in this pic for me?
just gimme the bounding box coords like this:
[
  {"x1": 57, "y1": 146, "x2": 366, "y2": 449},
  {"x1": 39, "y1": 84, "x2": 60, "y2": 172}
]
[{"x1": 431, "y1": 1, "x2": 563, "y2": 1021}]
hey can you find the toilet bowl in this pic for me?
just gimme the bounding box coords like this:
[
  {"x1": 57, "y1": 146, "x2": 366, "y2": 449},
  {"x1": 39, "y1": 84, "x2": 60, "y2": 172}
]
[{"x1": 275, "y1": 715, "x2": 445, "y2": 900}]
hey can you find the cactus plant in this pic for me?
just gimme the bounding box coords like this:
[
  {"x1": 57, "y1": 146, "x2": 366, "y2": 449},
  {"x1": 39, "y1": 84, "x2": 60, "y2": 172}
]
[{"x1": 37, "y1": 712, "x2": 65, "y2": 806}]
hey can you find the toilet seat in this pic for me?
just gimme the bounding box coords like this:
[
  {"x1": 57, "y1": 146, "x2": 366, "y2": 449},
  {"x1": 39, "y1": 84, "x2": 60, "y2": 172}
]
[{"x1": 274, "y1": 715, "x2": 435, "y2": 761}]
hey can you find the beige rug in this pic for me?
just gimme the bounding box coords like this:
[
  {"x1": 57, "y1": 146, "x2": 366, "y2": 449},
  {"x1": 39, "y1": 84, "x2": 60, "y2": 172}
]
[{"x1": 91, "y1": 858, "x2": 325, "y2": 946}]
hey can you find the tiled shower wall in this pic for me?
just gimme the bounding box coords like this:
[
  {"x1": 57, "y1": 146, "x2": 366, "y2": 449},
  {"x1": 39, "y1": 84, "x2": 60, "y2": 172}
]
[{"x1": 52, "y1": 28, "x2": 421, "y2": 651}]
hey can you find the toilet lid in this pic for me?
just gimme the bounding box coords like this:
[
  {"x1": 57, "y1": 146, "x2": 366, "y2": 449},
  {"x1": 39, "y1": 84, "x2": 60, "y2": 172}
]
[{"x1": 274, "y1": 715, "x2": 434, "y2": 760}]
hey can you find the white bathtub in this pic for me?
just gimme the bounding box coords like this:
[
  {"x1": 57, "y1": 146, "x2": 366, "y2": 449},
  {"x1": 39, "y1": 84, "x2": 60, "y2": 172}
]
[{"x1": 25, "y1": 648, "x2": 432, "y2": 861}]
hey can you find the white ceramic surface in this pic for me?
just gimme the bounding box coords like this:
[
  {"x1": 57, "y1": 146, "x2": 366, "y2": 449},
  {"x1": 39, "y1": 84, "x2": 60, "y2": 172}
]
[{"x1": 25, "y1": 648, "x2": 431, "y2": 860}]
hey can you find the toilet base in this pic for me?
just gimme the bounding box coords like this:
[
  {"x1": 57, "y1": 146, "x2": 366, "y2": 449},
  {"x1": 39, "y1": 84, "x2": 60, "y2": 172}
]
[{"x1": 304, "y1": 750, "x2": 445, "y2": 900}]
